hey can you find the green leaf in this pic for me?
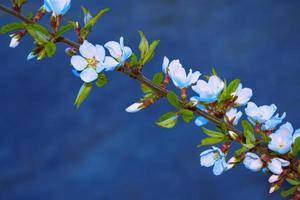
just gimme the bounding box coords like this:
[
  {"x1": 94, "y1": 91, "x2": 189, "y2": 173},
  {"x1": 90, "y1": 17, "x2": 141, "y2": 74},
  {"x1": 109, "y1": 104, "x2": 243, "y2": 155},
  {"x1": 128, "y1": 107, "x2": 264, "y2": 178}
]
[
  {"x1": 201, "y1": 127, "x2": 224, "y2": 138},
  {"x1": 242, "y1": 120, "x2": 255, "y2": 145},
  {"x1": 219, "y1": 79, "x2": 240, "y2": 101},
  {"x1": 156, "y1": 112, "x2": 178, "y2": 128},
  {"x1": 0, "y1": 22, "x2": 24, "y2": 34},
  {"x1": 129, "y1": 53, "x2": 138, "y2": 67},
  {"x1": 179, "y1": 109, "x2": 195, "y2": 123},
  {"x1": 141, "y1": 83, "x2": 152, "y2": 93},
  {"x1": 292, "y1": 137, "x2": 300, "y2": 156},
  {"x1": 15, "y1": 0, "x2": 27, "y2": 7},
  {"x1": 152, "y1": 72, "x2": 164, "y2": 85},
  {"x1": 260, "y1": 131, "x2": 271, "y2": 143},
  {"x1": 286, "y1": 178, "x2": 300, "y2": 186},
  {"x1": 25, "y1": 24, "x2": 50, "y2": 44},
  {"x1": 280, "y1": 186, "x2": 297, "y2": 197},
  {"x1": 95, "y1": 73, "x2": 108, "y2": 88},
  {"x1": 81, "y1": 8, "x2": 109, "y2": 39},
  {"x1": 81, "y1": 6, "x2": 93, "y2": 25},
  {"x1": 197, "y1": 137, "x2": 224, "y2": 148},
  {"x1": 74, "y1": 83, "x2": 93, "y2": 108},
  {"x1": 138, "y1": 31, "x2": 149, "y2": 61},
  {"x1": 235, "y1": 146, "x2": 249, "y2": 157},
  {"x1": 167, "y1": 91, "x2": 180, "y2": 109},
  {"x1": 45, "y1": 42, "x2": 56, "y2": 57},
  {"x1": 55, "y1": 23, "x2": 74, "y2": 38},
  {"x1": 142, "y1": 40, "x2": 160, "y2": 65}
]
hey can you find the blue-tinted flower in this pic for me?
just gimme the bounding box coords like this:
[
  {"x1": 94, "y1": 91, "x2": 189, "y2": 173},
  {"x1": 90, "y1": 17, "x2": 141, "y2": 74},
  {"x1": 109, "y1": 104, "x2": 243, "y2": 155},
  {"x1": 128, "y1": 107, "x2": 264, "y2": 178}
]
[
  {"x1": 71, "y1": 40, "x2": 113, "y2": 83},
  {"x1": 191, "y1": 75, "x2": 224, "y2": 103},
  {"x1": 225, "y1": 108, "x2": 242, "y2": 125},
  {"x1": 200, "y1": 146, "x2": 227, "y2": 176},
  {"x1": 268, "y1": 122, "x2": 300, "y2": 154},
  {"x1": 162, "y1": 58, "x2": 200, "y2": 89},
  {"x1": 245, "y1": 102, "x2": 285, "y2": 130},
  {"x1": 243, "y1": 152, "x2": 263, "y2": 172},
  {"x1": 231, "y1": 84, "x2": 253, "y2": 105},
  {"x1": 104, "y1": 37, "x2": 132, "y2": 71},
  {"x1": 190, "y1": 97, "x2": 209, "y2": 127},
  {"x1": 267, "y1": 158, "x2": 290, "y2": 175},
  {"x1": 44, "y1": 0, "x2": 71, "y2": 15}
]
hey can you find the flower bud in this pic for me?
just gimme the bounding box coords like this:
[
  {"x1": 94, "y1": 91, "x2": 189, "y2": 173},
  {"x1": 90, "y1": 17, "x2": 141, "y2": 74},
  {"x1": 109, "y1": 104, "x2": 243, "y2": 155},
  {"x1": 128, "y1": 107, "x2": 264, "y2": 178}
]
[
  {"x1": 9, "y1": 34, "x2": 20, "y2": 48},
  {"x1": 125, "y1": 102, "x2": 144, "y2": 113},
  {"x1": 228, "y1": 131, "x2": 238, "y2": 140},
  {"x1": 226, "y1": 157, "x2": 239, "y2": 170},
  {"x1": 268, "y1": 175, "x2": 280, "y2": 183}
]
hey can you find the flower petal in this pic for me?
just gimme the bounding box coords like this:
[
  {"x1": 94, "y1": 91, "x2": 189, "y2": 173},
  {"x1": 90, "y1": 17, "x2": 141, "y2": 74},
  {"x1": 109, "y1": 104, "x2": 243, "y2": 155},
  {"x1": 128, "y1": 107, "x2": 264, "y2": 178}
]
[
  {"x1": 80, "y1": 67, "x2": 98, "y2": 83},
  {"x1": 103, "y1": 56, "x2": 119, "y2": 71},
  {"x1": 95, "y1": 44, "x2": 105, "y2": 62},
  {"x1": 80, "y1": 40, "x2": 96, "y2": 59},
  {"x1": 71, "y1": 55, "x2": 88, "y2": 71},
  {"x1": 194, "y1": 116, "x2": 209, "y2": 127},
  {"x1": 104, "y1": 41, "x2": 122, "y2": 59}
]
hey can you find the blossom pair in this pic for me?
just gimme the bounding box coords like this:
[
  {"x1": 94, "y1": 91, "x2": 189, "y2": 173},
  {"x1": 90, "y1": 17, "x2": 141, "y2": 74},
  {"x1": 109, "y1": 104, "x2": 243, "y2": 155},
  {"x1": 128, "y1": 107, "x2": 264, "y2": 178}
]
[
  {"x1": 243, "y1": 152, "x2": 290, "y2": 175},
  {"x1": 245, "y1": 102, "x2": 286, "y2": 131},
  {"x1": 71, "y1": 37, "x2": 132, "y2": 83}
]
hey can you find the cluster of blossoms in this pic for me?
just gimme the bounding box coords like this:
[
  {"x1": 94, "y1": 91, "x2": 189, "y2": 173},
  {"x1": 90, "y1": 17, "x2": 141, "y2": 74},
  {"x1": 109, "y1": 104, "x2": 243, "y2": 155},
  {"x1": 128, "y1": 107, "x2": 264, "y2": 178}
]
[{"x1": 2, "y1": 0, "x2": 300, "y2": 198}]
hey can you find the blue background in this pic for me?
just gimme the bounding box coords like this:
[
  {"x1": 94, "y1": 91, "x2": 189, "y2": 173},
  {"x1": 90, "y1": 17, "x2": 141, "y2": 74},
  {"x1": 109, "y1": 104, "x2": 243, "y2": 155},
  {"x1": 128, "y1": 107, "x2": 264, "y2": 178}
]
[{"x1": 1, "y1": 0, "x2": 300, "y2": 199}]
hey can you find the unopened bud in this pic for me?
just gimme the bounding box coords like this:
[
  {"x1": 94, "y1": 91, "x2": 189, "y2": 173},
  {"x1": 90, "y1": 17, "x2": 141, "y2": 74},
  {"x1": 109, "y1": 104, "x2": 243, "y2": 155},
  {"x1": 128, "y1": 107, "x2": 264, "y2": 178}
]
[
  {"x1": 269, "y1": 184, "x2": 279, "y2": 194},
  {"x1": 65, "y1": 47, "x2": 77, "y2": 56},
  {"x1": 228, "y1": 131, "x2": 238, "y2": 140},
  {"x1": 125, "y1": 102, "x2": 144, "y2": 113},
  {"x1": 226, "y1": 157, "x2": 239, "y2": 170},
  {"x1": 9, "y1": 34, "x2": 20, "y2": 48},
  {"x1": 268, "y1": 175, "x2": 280, "y2": 183}
]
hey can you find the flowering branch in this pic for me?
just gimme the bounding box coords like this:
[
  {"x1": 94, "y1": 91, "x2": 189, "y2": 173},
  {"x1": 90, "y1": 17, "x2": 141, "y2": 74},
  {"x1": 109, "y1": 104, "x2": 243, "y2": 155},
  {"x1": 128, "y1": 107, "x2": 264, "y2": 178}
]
[{"x1": 1, "y1": 1, "x2": 300, "y2": 199}]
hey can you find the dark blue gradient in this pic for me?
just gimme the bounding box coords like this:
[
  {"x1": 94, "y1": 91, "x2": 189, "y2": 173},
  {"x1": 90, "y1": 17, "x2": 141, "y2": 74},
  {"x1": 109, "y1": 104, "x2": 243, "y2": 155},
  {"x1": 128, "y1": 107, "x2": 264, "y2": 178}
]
[{"x1": 1, "y1": 0, "x2": 300, "y2": 199}]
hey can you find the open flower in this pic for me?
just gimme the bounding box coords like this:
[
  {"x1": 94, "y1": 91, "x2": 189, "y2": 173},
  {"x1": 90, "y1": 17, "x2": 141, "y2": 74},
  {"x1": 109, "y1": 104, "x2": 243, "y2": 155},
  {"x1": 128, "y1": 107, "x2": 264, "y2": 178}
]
[
  {"x1": 44, "y1": 0, "x2": 71, "y2": 15},
  {"x1": 268, "y1": 122, "x2": 300, "y2": 154},
  {"x1": 243, "y1": 152, "x2": 263, "y2": 172},
  {"x1": 191, "y1": 75, "x2": 224, "y2": 103},
  {"x1": 267, "y1": 158, "x2": 290, "y2": 175},
  {"x1": 71, "y1": 40, "x2": 112, "y2": 83},
  {"x1": 104, "y1": 37, "x2": 132, "y2": 71},
  {"x1": 200, "y1": 146, "x2": 227, "y2": 176},
  {"x1": 231, "y1": 84, "x2": 252, "y2": 105},
  {"x1": 245, "y1": 102, "x2": 285, "y2": 130},
  {"x1": 225, "y1": 108, "x2": 242, "y2": 125},
  {"x1": 162, "y1": 57, "x2": 200, "y2": 89}
]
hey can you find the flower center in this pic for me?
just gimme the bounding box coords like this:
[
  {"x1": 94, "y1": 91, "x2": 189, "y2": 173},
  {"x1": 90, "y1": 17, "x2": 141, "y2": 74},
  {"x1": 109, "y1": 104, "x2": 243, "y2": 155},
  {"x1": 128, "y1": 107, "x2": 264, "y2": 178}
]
[
  {"x1": 86, "y1": 57, "x2": 99, "y2": 69},
  {"x1": 213, "y1": 152, "x2": 220, "y2": 160}
]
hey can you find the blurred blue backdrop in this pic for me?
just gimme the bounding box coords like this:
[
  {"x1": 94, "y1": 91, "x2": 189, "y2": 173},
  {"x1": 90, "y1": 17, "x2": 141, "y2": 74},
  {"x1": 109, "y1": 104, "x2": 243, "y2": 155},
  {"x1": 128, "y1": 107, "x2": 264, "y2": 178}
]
[{"x1": 1, "y1": 0, "x2": 300, "y2": 199}]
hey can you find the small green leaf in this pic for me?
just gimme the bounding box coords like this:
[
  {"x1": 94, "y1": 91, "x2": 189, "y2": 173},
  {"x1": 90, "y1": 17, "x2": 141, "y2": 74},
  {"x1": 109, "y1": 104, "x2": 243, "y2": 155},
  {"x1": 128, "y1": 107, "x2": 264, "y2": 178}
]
[
  {"x1": 81, "y1": 6, "x2": 93, "y2": 25},
  {"x1": 0, "y1": 22, "x2": 24, "y2": 34},
  {"x1": 219, "y1": 79, "x2": 240, "y2": 101},
  {"x1": 156, "y1": 112, "x2": 178, "y2": 128},
  {"x1": 167, "y1": 91, "x2": 180, "y2": 109},
  {"x1": 201, "y1": 127, "x2": 224, "y2": 138},
  {"x1": 152, "y1": 72, "x2": 164, "y2": 84},
  {"x1": 138, "y1": 31, "x2": 149, "y2": 61},
  {"x1": 74, "y1": 83, "x2": 93, "y2": 108},
  {"x1": 280, "y1": 186, "x2": 297, "y2": 197},
  {"x1": 95, "y1": 73, "x2": 108, "y2": 88},
  {"x1": 81, "y1": 8, "x2": 109, "y2": 39},
  {"x1": 242, "y1": 120, "x2": 255, "y2": 145},
  {"x1": 55, "y1": 23, "x2": 74, "y2": 38},
  {"x1": 197, "y1": 137, "x2": 224, "y2": 148},
  {"x1": 292, "y1": 137, "x2": 300, "y2": 156},
  {"x1": 45, "y1": 42, "x2": 56, "y2": 57},
  {"x1": 142, "y1": 40, "x2": 160, "y2": 65},
  {"x1": 141, "y1": 83, "x2": 152, "y2": 93},
  {"x1": 15, "y1": 0, "x2": 27, "y2": 7},
  {"x1": 25, "y1": 24, "x2": 50, "y2": 44},
  {"x1": 234, "y1": 146, "x2": 249, "y2": 157},
  {"x1": 180, "y1": 109, "x2": 195, "y2": 123},
  {"x1": 129, "y1": 53, "x2": 138, "y2": 67},
  {"x1": 286, "y1": 178, "x2": 300, "y2": 186}
]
